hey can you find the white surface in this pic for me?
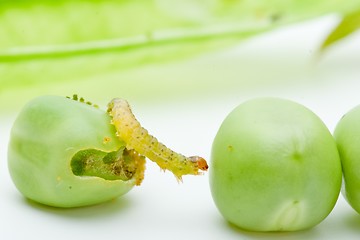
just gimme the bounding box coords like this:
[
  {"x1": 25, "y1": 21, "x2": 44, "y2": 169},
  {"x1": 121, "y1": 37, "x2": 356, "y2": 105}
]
[{"x1": 1, "y1": 15, "x2": 360, "y2": 239}]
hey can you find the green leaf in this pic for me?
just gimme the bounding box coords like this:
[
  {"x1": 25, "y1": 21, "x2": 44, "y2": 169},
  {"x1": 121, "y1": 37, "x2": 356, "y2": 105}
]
[{"x1": 321, "y1": 9, "x2": 360, "y2": 51}]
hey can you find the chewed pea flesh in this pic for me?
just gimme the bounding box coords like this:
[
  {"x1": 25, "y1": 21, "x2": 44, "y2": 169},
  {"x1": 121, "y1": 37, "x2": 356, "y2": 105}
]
[
  {"x1": 107, "y1": 98, "x2": 208, "y2": 181},
  {"x1": 65, "y1": 94, "x2": 145, "y2": 185},
  {"x1": 71, "y1": 147, "x2": 145, "y2": 185}
]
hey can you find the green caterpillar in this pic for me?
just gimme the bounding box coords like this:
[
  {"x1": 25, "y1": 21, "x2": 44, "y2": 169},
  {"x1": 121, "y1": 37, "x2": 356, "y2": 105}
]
[{"x1": 107, "y1": 98, "x2": 208, "y2": 181}]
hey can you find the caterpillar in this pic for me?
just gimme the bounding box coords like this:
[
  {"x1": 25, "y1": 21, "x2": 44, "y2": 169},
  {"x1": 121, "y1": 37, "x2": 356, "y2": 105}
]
[{"x1": 107, "y1": 98, "x2": 208, "y2": 181}]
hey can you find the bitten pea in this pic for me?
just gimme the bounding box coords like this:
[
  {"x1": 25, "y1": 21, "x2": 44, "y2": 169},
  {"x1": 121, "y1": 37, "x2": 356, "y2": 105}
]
[{"x1": 8, "y1": 95, "x2": 207, "y2": 207}]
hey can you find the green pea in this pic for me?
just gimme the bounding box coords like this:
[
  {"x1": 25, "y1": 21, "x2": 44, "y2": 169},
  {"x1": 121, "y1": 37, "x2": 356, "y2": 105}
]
[
  {"x1": 210, "y1": 98, "x2": 342, "y2": 231},
  {"x1": 8, "y1": 95, "x2": 207, "y2": 208},
  {"x1": 8, "y1": 95, "x2": 144, "y2": 207},
  {"x1": 334, "y1": 105, "x2": 360, "y2": 214}
]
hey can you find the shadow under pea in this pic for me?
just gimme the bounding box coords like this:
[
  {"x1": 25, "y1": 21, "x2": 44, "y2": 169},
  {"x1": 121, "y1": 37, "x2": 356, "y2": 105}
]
[
  {"x1": 21, "y1": 193, "x2": 134, "y2": 220},
  {"x1": 219, "y1": 219, "x2": 321, "y2": 240},
  {"x1": 343, "y1": 212, "x2": 360, "y2": 232}
]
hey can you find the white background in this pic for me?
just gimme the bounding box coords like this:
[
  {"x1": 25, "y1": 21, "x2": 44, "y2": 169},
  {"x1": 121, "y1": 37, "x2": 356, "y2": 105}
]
[{"x1": 1, "y1": 15, "x2": 360, "y2": 239}]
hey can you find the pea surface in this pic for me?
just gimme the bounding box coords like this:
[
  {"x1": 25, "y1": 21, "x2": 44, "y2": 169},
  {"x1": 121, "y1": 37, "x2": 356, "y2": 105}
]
[
  {"x1": 8, "y1": 96, "x2": 143, "y2": 207},
  {"x1": 334, "y1": 105, "x2": 360, "y2": 214},
  {"x1": 210, "y1": 98, "x2": 342, "y2": 231}
]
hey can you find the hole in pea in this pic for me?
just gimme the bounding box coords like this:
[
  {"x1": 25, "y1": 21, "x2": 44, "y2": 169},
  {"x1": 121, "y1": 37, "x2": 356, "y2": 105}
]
[{"x1": 71, "y1": 146, "x2": 139, "y2": 181}]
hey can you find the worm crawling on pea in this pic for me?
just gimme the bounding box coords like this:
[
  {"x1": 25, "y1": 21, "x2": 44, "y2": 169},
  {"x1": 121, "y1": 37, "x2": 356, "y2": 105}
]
[
  {"x1": 8, "y1": 95, "x2": 208, "y2": 208},
  {"x1": 107, "y1": 98, "x2": 208, "y2": 181}
]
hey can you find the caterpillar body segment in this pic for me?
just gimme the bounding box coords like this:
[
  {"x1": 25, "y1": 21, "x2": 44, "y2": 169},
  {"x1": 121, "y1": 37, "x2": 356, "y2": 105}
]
[{"x1": 107, "y1": 98, "x2": 208, "y2": 180}]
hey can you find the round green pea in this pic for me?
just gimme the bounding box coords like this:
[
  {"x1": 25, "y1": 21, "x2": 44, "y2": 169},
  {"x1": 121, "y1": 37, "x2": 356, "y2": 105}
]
[
  {"x1": 210, "y1": 98, "x2": 342, "y2": 231},
  {"x1": 334, "y1": 105, "x2": 360, "y2": 214},
  {"x1": 8, "y1": 95, "x2": 137, "y2": 207}
]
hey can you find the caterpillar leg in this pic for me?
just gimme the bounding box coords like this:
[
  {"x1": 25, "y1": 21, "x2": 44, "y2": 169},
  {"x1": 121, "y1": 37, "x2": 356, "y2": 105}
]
[{"x1": 107, "y1": 98, "x2": 208, "y2": 181}]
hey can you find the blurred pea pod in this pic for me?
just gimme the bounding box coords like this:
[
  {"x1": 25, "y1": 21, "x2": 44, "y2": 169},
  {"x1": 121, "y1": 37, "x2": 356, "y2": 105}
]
[{"x1": 0, "y1": 0, "x2": 359, "y2": 111}]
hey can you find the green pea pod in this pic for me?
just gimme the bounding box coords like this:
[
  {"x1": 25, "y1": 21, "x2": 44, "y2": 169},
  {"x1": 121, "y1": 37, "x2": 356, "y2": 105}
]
[{"x1": 1, "y1": 0, "x2": 360, "y2": 113}]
